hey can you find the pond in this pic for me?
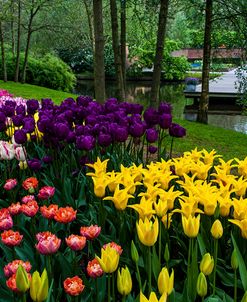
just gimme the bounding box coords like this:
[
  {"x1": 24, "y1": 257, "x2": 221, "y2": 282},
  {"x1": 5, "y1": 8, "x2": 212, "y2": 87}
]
[{"x1": 74, "y1": 80, "x2": 247, "y2": 134}]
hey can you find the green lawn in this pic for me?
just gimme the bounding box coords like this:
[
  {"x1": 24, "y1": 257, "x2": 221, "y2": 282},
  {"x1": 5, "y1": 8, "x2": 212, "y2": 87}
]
[
  {"x1": 173, "y1": 119, "x2": 247, "y2": 160},
  {"x1": 0, "y1": 81, "x2": 77, "y2": 104},
  {"x1": 1, "y1": 81, "x2": 247, "y2": 160}
]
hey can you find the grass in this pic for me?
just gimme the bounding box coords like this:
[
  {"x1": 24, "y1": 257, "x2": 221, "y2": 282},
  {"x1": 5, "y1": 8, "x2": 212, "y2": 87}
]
[
  {"x1": 172, "y1": 119, "x2": 247, "y2": 160},
  {"x1": 0, "y1": 81, "x2": 77, "y2": 104},
  {"x1": 1, "y1": 80, "x2": 247, "y2": 161}
]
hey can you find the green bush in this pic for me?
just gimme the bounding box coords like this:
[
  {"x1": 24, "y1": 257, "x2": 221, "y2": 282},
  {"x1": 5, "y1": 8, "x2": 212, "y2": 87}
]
[{"x1": 0, "y1": 52, "x2": 76, "y2": 92}]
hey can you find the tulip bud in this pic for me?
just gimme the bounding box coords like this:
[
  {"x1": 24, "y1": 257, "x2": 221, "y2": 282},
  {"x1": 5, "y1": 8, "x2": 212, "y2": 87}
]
[
  {"x1": 19, "y1": 161, "x2": 28, "y2": 170},
  {"x1": 30, "y1": 269, "x2": 49, "y2": 302},
  {"x1": 164, "y1": 243, "x2": 170, "y2": 263},
  {"x1": 16, "y1": 265, "x2": 30, "y2": 293},
  {"x1": 241, "y1": 291, "x2": 247, "y2": 302},
  {"x1": 211, "y1": 219, "x2": 223, "y2": 239},
  {"x1": 200, "y1": 253, "x2": 214, "y2": 276},
  {"x1": 158, "y1": 267, "x2": 174, "y2": 295},
  {"x1": 196, "y1": 272, "x2": 207, "y2": 298},
  {"x1": 131, "y1": 240, "x2": 139, "y2": 263},
  {"x1": 117, "y1": 266, "x2": 132, "y2": 296},
  {"x1": 231, "y1": 249, "x2": 239, "y2": 270}
]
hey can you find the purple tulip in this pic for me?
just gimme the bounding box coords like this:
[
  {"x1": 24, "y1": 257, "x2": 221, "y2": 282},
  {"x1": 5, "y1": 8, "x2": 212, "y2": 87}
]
[
  {"x1": 169, "y1": 123, "x2": 186, "y2": 138},
  {"x1": 143, "y1": 108, "x2": 159, "y2": 126},
  {"x1": 42, "y1": 155, "x2": 53, "y2": 164},
  {"x1": 23, "y1": 117, "x2": 35, "y2": 133},
  {"x1": 28, "y1": 158, "x2": 42, "y2": 171},
  {"x1": 12, "y1": 115, "x2": 24, "y2": 127},
  {"x1": 129, "y1": 122, "x2": 146, "y2": 138},
  {"x1": 98, "y1": 132, "x2": 112, "y2": 147},
  {"x1": 146, "y1": 128, "x2": 159, "y2": 143},
  {"x1": 14, "y1": 129, "x2": 27, "y2": 144},
  {"x1": 159, "y1": 113, "x2": 172, "y2": 129},
  {"x1": 148, "y1": 145, "x2": 158, "y2": 154},
  {"x1": 76, "y1": 135, "x2": 95, "y2": 151},
  {"x1": 158, "y1": 102, "x2": 172, "y2": 114},
  {"x1": 16, "y1": 105, "x2": 26, "y2": 115},
  {"x1": 76, "y1": 95, "x2": 93, "y2": 107},
  {"x1": 26, "y1": 99, "x2": 39, "y2": 114},
  {"x1": 0, "y1": 111, "x2": 6, "y2": 123},
  {"x1": 54, "y1": 122, "x2": 70, "y2": 140}
]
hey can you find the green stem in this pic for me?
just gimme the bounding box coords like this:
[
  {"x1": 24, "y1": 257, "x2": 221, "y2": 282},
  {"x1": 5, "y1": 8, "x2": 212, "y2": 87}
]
[
  {"x1": 112, "y1": 271, "x2": 115, "y2": 302},
  {"x1": 234, "y1": 269, "x2": 237, "y2": 302},
  {"x1": 148, "y1": 246, "x2": 152, "y2": 296},
  {"x1": 213, "y1": 239, "x2": 218, "y2": 296},
  {"x1": 187, "y1": 238, "x2": 192, "y2": 299},
  {"x1": 202, "y1": 297, "x2": 204, "y2": 302},
  {"x1": 122, "y1": 295, "x2": 126, "y2": 302},
  {"x1": 136, "y1": 262, "x2": 142, "y2": 291},
  {"x1": 169, "y1": 137, "x2": 174, "y2": 159},
  {"x1": 95, "y1": 278, "x2": 98, "y2": 302},
  {"x1": 108, "y1": 274, "x2": 111, "y2": 302},
  {"x1": 159, "y1": 219, "x2": 162, "y2": 263}
]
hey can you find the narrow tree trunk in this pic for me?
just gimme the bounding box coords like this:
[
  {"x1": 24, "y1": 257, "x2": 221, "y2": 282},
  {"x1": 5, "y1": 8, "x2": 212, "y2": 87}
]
[
  {"x1": 120, "y1": 0, "x2": 126, "y2": 91},
  {"x1": 83, "y1": 0, "x2": 94, "y2": 51},
  {"x1": 150, "y1": 0, "x2": 169, "y2": 106},
  {"x1": 93, "y1": 0, "x2": 105, "y2": 103},
  {"x1": 197, "y1": 0, "x2": 213, "y2": 124},
  {"x1": 11, "y1": 0, "x2": 15, "y2": 59},
  {"x1": 110, "y1": 0, "x2": 125, "y2": 101},
  {"x1": 14, "y1": 0, "x2": 21, "y2": 82},
  {"x1": 0, "y1": 21, "x2": 7, "y2": 82},
  {"x1": 21, "y1": 25, "x2": 32, "y2": 83}
]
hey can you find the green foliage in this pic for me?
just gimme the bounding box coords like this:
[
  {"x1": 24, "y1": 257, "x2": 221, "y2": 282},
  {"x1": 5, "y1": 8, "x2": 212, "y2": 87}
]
[
  {"x1": 128, "y1": 39, "x2": 190, "y2": 80},
  {"x1": 0, "y1": 52, "x2": 76, "y2": 92},
  {"x1": 235, "y1": 65, "x2": 247, "y2": 108}
]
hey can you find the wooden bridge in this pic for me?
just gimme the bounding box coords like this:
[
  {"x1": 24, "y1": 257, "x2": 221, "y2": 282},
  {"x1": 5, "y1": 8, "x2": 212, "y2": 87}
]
[{"x1": 184, "y1": 69, "x2": 244, "y2": 114}]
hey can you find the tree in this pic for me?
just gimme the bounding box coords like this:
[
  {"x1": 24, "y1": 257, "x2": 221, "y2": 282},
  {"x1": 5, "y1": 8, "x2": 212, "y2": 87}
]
[
  {"x1": 0, "y1": 20, "x2": 7, "y2": 82},
  {"x1": 14, "y1": 0, "x2": 21, "y2": 82},
  {"x1": 93, "y1": 0, "x2": 105, "y2": 103},
  {"x1": 110, "y1": 0, "x2": 125, "y2": 101},
  {"x1": 150, "y1": 0, "x2": 170, "y2": 105},
  {"x1": 197, "y1": 0, "x2": 213, "y2": 124}
]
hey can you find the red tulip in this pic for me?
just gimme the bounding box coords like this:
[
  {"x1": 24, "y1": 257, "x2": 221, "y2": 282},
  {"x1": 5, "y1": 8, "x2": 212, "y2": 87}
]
[
  {"x1": 65, "y1": 235, "x2": 86, "y2": 251},
  {"x1": 1, "y1": 230, "x2": 23, "y2": 247},
  {"x1": 63, "y1": 276, "x2": 85, "y2": 296},
  {"x1": 80, "y1": 225, "x2": 101, "y2": 240}
]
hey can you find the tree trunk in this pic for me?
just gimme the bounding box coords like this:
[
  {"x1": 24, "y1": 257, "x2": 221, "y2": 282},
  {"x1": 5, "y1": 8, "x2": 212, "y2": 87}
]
[
  {"x1": 21, "y1": 18, "x2": 33, "y2": 83},
  {"x1": 110, "y1": 0, "x2": 125, "y2": 101},
  {"x1": 120, "y1": 0, "x2": 126, "y2": 91},
  {"x1": 14, "y1": 0, "x2": 21, "y2": 82},
  {"x1": 11, "y1": 0, "x2": 15, "y2": 59},
  {"x1": 0, "y1": 21, "x2": 7, "y2": 82},
  {"x1": 150, "y1": 0, "x2": 169, "y2": 106},
  {"x1": 93, "y1": 0, "x2": 105, "y2": 103},
  {"x1": 83, "y1": 0, "x2": 94, "y2": 51},
  {"x1": 197, "y1": 0, "x2": 213, "y2": 124}
]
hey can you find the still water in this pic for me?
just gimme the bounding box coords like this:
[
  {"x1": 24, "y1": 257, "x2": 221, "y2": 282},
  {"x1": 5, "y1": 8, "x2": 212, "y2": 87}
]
[{"x1": 74, "y1": 80, "x2": 247, "y2": 134}]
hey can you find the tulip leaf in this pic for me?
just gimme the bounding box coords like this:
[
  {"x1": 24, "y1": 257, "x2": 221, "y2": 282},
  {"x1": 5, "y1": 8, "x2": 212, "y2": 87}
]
[
  {"x1": 46, "y1": 278, "x2": 54, "y2": 302},
  {"x1": 197, "y1": 233, "x2": 206, "y2": 256},
  {"x1": 217, "y1": 265, "x2": 241, "y2": 288},
  {"x1": 231, "y1": 233, "x2": 247, "y2": 291},
  {"x1": 151, "y1": 246, "x2": 161, "y2": 282}
]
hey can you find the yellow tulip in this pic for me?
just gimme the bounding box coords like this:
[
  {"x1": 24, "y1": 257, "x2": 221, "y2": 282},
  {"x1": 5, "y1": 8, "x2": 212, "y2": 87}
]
[
  {"x1": 157, "y1": 267, "x2": 174, "y2": 295},
  {"x1": 86, "y1": 158, "x2": 109, "y2": 177},
  {"x1": 30, "y1": 269, "x2": 49, "y2": 302},
  {"x1": 92, "y1": 176, "x2": 109, "y2": 198},
  {"x1": 136, "y1": 217, "x2": 159, "y2": 247},
  {"x1": 211, "y1": 219, "x2": 223, "y2": 239},
  {"x1": 128, "y1": 196, "x2": 156, "y2": 220},
  {"x1": 196, "y1": 272, "x2": 207, "y2": 298},
  {"x1": 161, "y1": 213, "x2": 173, "y2": 229},
  {"x1": 228, "y1": 219, "x2": 247, "y2": 239},
  {"x1": 16, "y1": 265, "x2": 30, "y2": 293},
  {"x1": 103, "y1": 184, "x2": 134, "y2": 210},
  {"x1": 181, "y1": 214, "x2": 200, "y2": 238},
  {"x1": 117, "y1": 266, "x2": 132, "y2": 296},
  {"x1": 96, "y1": 245, "x2": 120, "y2": 273},
  {"x1": 140, "y1": 291, "x2": 167, "y2": 302},
  {"x1": 154, "y1": 199, "x2": 168, "y2": 218},
  {"x1": 200, "y1": 253, "x2": 214, "y2": 276},
  {"x1": 232, "y1": 197, "x2": 247, "y2": 220}
]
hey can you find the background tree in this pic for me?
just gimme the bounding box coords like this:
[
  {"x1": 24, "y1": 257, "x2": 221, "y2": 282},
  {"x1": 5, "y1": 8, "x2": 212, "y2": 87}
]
[
  {"x1": 93, "y1": 0, "x2": 105, "y2": 103},
  {"x1": 150, "y1": 0, "x2": 169, "y2": 105}
]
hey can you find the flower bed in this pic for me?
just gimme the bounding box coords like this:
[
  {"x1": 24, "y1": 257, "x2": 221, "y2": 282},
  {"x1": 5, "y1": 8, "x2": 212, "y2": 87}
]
[{"x1": 1, "y1": 90, "x2": 247, "y2": 301}]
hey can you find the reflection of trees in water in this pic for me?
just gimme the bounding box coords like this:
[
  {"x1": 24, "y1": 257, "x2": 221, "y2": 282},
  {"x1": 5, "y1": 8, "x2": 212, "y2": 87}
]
[
  {"x1": 75, "y1": 80, "x2": 186, "y2": 117},
  {"x1": 208, "y1": 115, "x2": 247, "y2": 134}
]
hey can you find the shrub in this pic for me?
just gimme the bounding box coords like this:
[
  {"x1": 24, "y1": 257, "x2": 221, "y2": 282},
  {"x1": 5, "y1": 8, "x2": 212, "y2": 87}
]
[{"x1": 0, "y1": 52, "x2": 76, "y2": 92}]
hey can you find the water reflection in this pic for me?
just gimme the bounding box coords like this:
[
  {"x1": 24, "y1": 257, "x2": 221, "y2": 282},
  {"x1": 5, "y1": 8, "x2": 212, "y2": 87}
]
[{"x1": 74, "y1": 80, "x2": 247, "y2": 134}]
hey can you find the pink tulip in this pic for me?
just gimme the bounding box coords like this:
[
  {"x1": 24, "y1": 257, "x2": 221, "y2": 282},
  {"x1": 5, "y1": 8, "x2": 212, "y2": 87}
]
[
  {"x1": 0, "y1": 208, "x2": 13, "y2": 231},
  {"x1": 3, "y1": 179, "x2": 18, "y2": 191},
  {"x1": 35, "y1": 232, "x2": 61, "y2": 255},
  {"x1": 38, "y1": 186, "x2": 55, "y2": 200}
]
